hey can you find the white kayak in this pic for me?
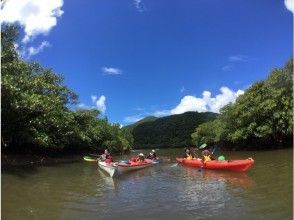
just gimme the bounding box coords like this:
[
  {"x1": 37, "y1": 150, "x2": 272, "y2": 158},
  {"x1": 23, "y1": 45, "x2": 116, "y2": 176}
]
[{"x1": 97, "y1": 161, "x2": 118, "y2": 177}]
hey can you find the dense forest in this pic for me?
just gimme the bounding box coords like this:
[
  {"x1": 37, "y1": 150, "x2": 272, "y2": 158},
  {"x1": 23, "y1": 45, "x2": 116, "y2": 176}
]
[
  {"x1": 125, "y1": 112, "x2": 218, "y2": 148},
  {"x1": 1, "y1": 25, "x2": 133, "y2": 155},
  {"x1": 191, "y1": 58, "x2": 293, "y2": 150}
]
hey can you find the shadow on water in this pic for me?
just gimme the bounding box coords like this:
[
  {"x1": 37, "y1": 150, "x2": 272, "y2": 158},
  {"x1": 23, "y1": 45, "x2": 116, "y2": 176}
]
[{"x1": 1, "y1": 165, "x2": 40, "y2": 179}]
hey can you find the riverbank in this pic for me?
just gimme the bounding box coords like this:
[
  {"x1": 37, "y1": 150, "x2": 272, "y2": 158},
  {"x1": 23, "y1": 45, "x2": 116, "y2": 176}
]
[{"x1": 1, "y1": 153, "x2": 83, "y2": 168}]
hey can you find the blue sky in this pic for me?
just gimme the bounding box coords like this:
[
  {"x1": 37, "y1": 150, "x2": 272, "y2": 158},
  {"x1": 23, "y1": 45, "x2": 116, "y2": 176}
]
[{"x1": 2, "y1": 0, "x2": 293, "y2": 125}]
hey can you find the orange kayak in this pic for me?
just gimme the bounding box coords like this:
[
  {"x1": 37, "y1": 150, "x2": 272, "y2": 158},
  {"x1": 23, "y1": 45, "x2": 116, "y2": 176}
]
[{"x1": 176, "y1": 158, "x2": 254, "y2": 172}]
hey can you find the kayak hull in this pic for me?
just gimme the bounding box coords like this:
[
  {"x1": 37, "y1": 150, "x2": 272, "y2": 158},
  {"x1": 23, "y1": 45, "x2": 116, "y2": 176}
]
[
  {"x1": 145, "y1": 159, "x2": 160, "y2": 164},
  {"x1": 117, "y1": 161, "x2": 152, "y2": 174},
  {"x1": 176, "y1": 158, "x2": 254, "y2": 172},
  {"x1": 98, "y1": 161, "x2": 117, "y2": 177}
]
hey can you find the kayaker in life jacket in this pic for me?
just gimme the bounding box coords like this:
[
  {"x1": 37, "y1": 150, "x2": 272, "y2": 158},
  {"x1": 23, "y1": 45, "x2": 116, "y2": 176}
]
[
  {"x1": 184, "y1": 147, "x2": 194, "y2": 160},
  {"x1": 147, "y1": 149, "x2": 157, "y2": 160},
  {"x1": 104, "y1": 154, "x2": 113, "y2": 163},
  {"x1": 100, "y1": 148, "x2": 111, "y2": 161},
  {"x1": 202, "y1": 149, "x2": 213, "y2": 162},
  {"x1": 137, "y1": 153, "x2": 145, "y2": 162}
]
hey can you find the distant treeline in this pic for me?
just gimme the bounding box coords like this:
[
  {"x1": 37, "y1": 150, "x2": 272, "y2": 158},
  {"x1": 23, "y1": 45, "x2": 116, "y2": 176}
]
[
  {"x1": 191, "y1": 58, "x2": 293, "y2": 150},
  {"x1": 125, "y1": 112, "x2": 218, "y2": 148},
  {"x1": 1, "y1": 25, "x2": 133, "y2": 155}
]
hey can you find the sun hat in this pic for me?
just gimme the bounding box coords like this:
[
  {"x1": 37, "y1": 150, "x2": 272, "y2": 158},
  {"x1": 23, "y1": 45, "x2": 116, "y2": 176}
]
[{"x1": 139, "y1": 153, "x2": 144, "y2": 156}]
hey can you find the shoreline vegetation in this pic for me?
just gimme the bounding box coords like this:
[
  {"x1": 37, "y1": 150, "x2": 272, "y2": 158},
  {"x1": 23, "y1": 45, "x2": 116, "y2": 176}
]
[
  {"x1": 2, "y1": 25, "x2": 134, "y2": 159},
  {"x1": 1, "y1": 25, "x2": 293, "y2": 167}
]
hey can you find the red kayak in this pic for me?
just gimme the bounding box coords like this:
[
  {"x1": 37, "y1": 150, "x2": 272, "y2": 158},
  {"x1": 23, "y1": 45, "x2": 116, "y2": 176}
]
[
  {"x1": 117, "y1": 160, "x2": 152, "y2": 174},
  {"x1": 176, "y1": 158, "x2": 254, "y2": 172}
]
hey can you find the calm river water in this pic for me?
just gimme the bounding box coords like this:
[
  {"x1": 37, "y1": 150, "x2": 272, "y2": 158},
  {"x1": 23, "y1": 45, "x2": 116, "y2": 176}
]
[{"x1": 2, "y1": 148, "x2": 293, "y2": 220}]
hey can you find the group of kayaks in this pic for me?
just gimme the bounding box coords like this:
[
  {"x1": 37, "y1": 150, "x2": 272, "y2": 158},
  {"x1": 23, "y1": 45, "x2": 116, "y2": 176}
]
[{"x1": 84, "y1": 155, "x2": 254, "y2": 178}]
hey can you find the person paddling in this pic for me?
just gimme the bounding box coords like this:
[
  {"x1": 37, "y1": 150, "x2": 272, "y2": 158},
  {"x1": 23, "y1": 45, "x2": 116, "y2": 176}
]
[
  {"x1": 136, "y1": 153, "x2": 145, "y2": 162},
  {"x1": 184, "y1": 147, "x2": 194, "y2": 160},
  {"x1": 147, "y1": 149, "x2": 157, "y2": 160},
  {"x1": 201, "y1": 149, "x2": 215, "y2": 162},
  {"x1": 104, "y1": 154, "x2": 113, "y2": 163},
  {"x1": 100, "y1": 148, "x2": 111, "y2": 161}
]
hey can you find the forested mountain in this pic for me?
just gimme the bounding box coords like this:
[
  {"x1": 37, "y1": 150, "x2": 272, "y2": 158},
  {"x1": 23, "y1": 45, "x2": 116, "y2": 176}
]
[
  {"x1": 124, "y1": 116, "x2": 158, "y2": 132},
  {"x1": 126, "y1": 112, "x2": 218, "y2": 149}
]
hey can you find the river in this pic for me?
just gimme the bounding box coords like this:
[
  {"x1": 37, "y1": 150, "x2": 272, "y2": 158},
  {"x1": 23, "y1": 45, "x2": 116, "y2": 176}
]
[{"x1": 2, "y1": 148, "x2": 293, "y2": 220}]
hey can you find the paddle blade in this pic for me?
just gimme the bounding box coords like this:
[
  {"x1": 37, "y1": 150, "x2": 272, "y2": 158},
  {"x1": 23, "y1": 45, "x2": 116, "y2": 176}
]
[
  {"x1": 170, "y1": 163, "x2": 178, "y2": 167},
  {"x1": 199, "y1": 143, "x2": 207, "y2": 149}
]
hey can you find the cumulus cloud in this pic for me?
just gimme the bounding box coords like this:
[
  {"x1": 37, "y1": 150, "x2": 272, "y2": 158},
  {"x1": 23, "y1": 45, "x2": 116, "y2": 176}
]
[
  {"x1": 27, "y1": 41, "x2": 50, "y2": 56},
  {"x1": 156, "y1": 87, "x2": 244, "y2": 115},
  {"x1": 94, "y1": 95, "x2": 106, "y2": 113},
  {"x1": 1, "y1": 0, "x2": 64, "y2": 43},
  {"x1": 78, "y1": 95, "x2": 106, "y2": 113},
  {"x1": 124, "y1": 87, "x2": 243, "y2": 124},
  {"x1": 101, "y1": 67, "x2": 122, "y2": 75},
  {"x1": 285, "y1": 0, "x2": 294, "y2": 13}
]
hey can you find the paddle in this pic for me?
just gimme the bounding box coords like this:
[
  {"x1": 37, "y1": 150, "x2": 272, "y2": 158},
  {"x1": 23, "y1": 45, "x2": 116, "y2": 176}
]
[
  {"x1": 170, "y1": 163, "x2": 178, "y2": 167},
  {"x1": 211, "y1": 145, "x2": 218, "y2": 155},
  {"x1": 198, "y1": 143, "x2": 207, "y2": 149}
]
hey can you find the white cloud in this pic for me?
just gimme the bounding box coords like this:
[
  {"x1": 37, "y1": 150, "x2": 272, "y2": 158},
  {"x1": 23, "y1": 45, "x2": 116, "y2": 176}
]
[
  {"x1": 171, "y1": 96, "x2": 208, "y2": 114},
  {"x1": 285, "y1": 0, "x2": 294, "y2": 13},
  {"x1": 91, "y1": 95, "x2": 97, "y2": 103},
  {"x1": 77, "y1": 103, "x2": 92, "y2": 109},
  {"x1": 78, "y1": 95, "x2": 106, "y2": 113},
  {"x1": 155, "y1": 87, "x2": 244, "y2": 116},
  {"x1": 1, "y1": 0, "x2": 64, "y2": 43},
  {"x1": 94, "y1": 95, "x2": 106, "y2": 113},
  {"x1": 124, "y1": 115, "x2": 144, "y2": 123},
  {"x1": 153, "y1": 110, "x2": 171, "y2": 117},
  {"x1": 228, "y1": 55, "x2": 249, "y2": 62},
  {"x1": 27, "y1": 41, "x2": 50, "y2": 56},
  {"x1": 123, "y1": 87, "x2": 243, "y2": 124},
  {"x1": 134, "y1": 0, "x2": 145, "y2": 12},
  {"x1": 101, "y1": 67, "x2": 122, "y2": 75},
  {"x1": 222, "y1": 65, "x2": 233, "y2": 72}
]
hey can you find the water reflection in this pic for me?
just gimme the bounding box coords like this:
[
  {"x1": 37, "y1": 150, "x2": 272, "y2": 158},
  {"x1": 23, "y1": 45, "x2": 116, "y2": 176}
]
[
  {"x1": 181, "y1": 166, "x2": 255, "y2": 189},
  {"x1": 2, "y1": 148, "x2": 292, "y2": 220}
]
